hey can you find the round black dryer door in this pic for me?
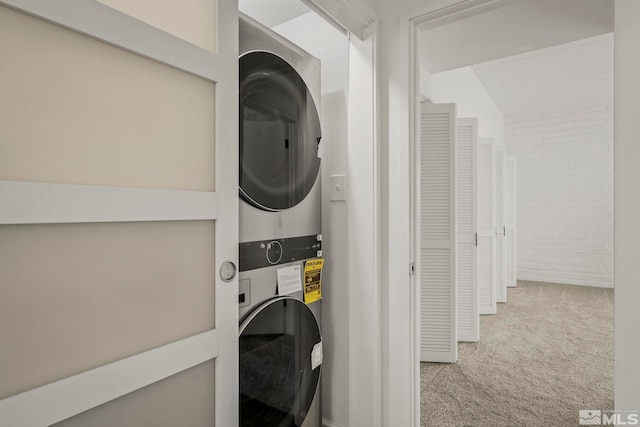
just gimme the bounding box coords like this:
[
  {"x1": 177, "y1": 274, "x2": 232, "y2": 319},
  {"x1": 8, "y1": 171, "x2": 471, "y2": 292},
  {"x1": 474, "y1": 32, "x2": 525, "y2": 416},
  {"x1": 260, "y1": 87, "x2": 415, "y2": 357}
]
[
  {"x1": 239, "y1": 51, "x2": 322, "y2": 211},
  {"x1": 239, "y1": 297, "x2": 322, "y2": 427}
]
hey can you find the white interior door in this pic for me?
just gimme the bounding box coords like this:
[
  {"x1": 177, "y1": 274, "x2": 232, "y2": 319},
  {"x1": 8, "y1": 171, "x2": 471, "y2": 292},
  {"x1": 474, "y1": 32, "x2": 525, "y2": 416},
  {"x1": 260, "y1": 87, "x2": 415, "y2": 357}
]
[
  {"x1": 478, "y1": 138, "x2": 497, "y2": 315},
  {"x1": 455, "y1": 118, "x2": 479, "y2": 342},
  {"x1": 418, "y1": 103, "x2": 457, "y2": 363},
  {"x1": 0, "y1": 1, "x2": 239, "y2": 426},
  {"x1": 494, "y1": 145, "x2": 507, "y2": 303},
  {"x1": 505, "y1": 156, "x2": 517, "y2": 287}
]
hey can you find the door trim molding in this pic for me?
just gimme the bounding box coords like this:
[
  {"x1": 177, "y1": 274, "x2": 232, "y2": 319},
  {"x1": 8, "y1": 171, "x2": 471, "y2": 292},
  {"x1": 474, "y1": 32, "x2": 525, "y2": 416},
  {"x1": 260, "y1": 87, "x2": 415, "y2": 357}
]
[
  {"x1": 0, "y1": 0, "x2": 218, "y2": 82},
  {"x1": 213, "y1": 0, "x2": 239, "y2": 425},
  {"x1": 347, "y1": 25, "x2": 382, "y2": 427},
  {"x1": 413, "y1": 0, "x2": 519, "y2": 31},
  {"x1": 304, "y1": 0, "x2": 377, "y2": 39},
  {"x1": 0, "y1": 181, "x2": 218, "y2": 224},
  {"x1": 505, "y1": 155, "x2": 518, "y2": 287},
  {"x1": 0, "y1": 329, "x2": 218, "y2": 427}
]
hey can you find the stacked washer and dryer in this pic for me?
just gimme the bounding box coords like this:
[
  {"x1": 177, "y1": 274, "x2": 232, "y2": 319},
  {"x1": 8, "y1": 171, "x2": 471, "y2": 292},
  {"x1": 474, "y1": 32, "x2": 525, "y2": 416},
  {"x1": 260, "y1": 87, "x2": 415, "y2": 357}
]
[{"x1": 238, "y1": 14, "x2": 324, "y2": 427}]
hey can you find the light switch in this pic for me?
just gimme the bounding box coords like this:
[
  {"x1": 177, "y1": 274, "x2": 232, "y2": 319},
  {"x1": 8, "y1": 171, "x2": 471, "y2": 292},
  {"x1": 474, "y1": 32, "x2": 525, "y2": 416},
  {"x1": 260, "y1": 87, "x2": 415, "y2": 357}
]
[{"x1": 331, "y1": 174, "x2": 347, "y2": 202}]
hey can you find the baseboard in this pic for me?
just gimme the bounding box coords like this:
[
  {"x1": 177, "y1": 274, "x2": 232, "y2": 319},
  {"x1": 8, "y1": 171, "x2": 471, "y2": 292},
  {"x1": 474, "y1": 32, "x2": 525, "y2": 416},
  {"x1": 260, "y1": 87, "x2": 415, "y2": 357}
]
[
  {"x1": 323, "y1": 419, "x2": 346, "y2": 427},
  {"x1": 517, "y1": 278, "x2": 614, "y2": 289}
]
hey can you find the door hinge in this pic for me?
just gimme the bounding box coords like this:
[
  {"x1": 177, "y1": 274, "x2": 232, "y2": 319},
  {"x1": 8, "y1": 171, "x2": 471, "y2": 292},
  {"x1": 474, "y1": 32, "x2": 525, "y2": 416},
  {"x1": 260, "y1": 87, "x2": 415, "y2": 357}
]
[
  {"x1": 410, "y1": 262, "x2": 416, "y2": 276},
  {"x1": 503, "y1": 226, "x2": 506, "y2": 236},
  {"x1": 475, "y1": 233, "x2": 478, "y2": 247}
]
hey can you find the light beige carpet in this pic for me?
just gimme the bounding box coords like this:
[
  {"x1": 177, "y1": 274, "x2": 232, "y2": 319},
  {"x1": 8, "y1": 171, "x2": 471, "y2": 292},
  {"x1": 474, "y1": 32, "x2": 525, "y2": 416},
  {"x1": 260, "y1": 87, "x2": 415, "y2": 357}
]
[{"x1": 421, "y1": 280, "x2": 614, "y2": 427}]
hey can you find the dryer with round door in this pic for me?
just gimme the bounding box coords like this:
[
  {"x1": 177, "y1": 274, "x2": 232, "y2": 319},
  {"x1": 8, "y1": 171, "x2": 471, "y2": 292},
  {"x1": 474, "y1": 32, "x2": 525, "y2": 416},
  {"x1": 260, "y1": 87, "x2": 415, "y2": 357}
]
[
  {"x1": 238, "y1": 13, "x2": 323, "y2": 427},
  {"x1": 238, "y1": 13, "x2": 322, "y2": 245}
]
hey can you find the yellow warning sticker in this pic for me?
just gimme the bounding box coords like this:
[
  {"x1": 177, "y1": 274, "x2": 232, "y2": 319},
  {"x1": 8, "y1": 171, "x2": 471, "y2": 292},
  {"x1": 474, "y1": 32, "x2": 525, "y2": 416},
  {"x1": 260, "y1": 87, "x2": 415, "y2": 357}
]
[{"x1": 303, "y1": 258, "x2": 324, "y2": 304}]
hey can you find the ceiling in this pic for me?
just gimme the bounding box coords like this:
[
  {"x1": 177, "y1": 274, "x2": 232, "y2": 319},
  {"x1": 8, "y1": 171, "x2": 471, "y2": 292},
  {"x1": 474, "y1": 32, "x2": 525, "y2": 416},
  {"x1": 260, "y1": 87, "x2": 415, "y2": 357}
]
[
  {"x1": 472, "y1": 33, "x2": 613, "y2": 116},
  {"x1": 239, "y1": 0, "x2": 614, "y2": 117},
  {"x1": 239, "y1": 0, "x2": 311, "y2": 28},
  {"x1": 420, "y1": 0, "x2": 614, "y2": 74}
]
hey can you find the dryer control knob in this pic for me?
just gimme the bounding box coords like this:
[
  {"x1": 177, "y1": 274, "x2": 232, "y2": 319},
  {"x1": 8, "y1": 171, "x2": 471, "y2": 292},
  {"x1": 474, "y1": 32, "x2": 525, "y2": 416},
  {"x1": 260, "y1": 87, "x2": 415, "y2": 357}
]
[{"x1": 266, "y1": 241, "x2": 283, "y2": 265}]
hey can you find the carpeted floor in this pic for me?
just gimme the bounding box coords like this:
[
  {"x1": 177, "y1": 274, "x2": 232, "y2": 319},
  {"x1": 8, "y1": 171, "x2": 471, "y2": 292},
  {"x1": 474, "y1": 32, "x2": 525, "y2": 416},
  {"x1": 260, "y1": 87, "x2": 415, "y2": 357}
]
[{"x1": 421, "y1": 280, "x2": 614, "y2": 427}]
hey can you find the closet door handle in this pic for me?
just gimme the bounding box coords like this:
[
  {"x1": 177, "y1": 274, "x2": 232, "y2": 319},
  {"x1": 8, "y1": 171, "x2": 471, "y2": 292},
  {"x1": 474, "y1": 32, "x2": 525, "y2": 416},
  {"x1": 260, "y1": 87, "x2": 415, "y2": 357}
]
[{"x1": 219, "y1": 260, "x2": 237, "y2": 282}]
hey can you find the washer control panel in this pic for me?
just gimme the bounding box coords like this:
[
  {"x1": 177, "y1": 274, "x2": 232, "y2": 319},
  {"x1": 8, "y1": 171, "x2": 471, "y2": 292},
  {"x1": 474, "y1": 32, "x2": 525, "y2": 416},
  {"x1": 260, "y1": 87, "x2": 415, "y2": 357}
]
[{"x1": 239, "y1": 235, "x2": 321, "y2": 272}]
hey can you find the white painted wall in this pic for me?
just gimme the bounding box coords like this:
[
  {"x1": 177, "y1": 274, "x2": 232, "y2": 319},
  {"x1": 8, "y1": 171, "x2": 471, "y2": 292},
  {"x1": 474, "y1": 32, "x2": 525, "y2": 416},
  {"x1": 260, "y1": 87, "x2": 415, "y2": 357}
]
[
  {"x1": 506, "y1": 107, "x2": 614, "y2": 287},
  {"x1": 615, "y1": 0, "x2": 640, "y2": 413},
  {"x1": 272, "y1": 14, "x2": 351, "y2": 427},
  {"x1": 421, "y1": 66, "x2": 505, "y2": 145}
]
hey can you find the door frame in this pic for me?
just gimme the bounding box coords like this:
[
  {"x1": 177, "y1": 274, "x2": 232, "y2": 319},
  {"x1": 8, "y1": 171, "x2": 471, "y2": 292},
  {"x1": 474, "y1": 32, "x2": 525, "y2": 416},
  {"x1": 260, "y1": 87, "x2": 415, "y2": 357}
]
[
  {"x1": 346, "y1": 23, "x2": 383, "y2": 427},
  {"x1": 408, "y1": 1, "x2": 523, "y2": 425}
]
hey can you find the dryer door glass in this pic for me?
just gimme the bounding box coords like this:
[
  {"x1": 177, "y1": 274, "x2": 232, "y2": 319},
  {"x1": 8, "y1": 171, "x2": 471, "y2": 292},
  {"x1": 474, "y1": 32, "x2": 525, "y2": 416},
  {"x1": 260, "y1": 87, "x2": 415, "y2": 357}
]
[
  {"x1": 239, "y1": 297, "x2": 321, "y2": 427},
  {"x1": 240, "y1": 52, "x2": 322, "y2": 211}
]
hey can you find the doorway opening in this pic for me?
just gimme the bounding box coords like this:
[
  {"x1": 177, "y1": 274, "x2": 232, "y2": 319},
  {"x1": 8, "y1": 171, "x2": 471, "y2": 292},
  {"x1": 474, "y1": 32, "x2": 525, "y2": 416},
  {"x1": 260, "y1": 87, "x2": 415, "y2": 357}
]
[{"x1": 413, "y1": 1, "x2": 614, "y2": 425}]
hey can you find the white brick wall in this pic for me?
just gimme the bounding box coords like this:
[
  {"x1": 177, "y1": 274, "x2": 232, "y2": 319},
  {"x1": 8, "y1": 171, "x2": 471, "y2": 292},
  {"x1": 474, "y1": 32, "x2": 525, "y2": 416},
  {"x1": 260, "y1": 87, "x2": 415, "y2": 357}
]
[{"x1": 505, "y1": 107, "x2": 614, "y2": 287}]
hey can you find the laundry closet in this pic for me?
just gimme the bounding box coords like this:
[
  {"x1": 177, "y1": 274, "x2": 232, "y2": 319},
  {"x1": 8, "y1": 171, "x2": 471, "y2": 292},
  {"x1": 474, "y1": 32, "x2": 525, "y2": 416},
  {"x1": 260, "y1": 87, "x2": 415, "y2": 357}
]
[{"x1": 237, "y1": 1, "x2": 351, "y2": 426}]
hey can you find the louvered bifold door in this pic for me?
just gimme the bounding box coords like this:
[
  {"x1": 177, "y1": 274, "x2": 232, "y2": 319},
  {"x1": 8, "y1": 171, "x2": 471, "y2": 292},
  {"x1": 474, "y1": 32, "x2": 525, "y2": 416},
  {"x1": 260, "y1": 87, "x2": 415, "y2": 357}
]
[
  {"x1": 455, "y1": 119, "x2": 479, "y2": 342},
  {"x1": 494, "y1": 145, "x2": 507, "y2": 303},
  {"x1": 478, "y1": 139, "x2": 497, "y2": 315},
  {"x1": 505, "y1": 156, "x2": 517, "y2": 287},
  {"x1": 419, "y1": 103, "x2": 457, "y2": 363}
]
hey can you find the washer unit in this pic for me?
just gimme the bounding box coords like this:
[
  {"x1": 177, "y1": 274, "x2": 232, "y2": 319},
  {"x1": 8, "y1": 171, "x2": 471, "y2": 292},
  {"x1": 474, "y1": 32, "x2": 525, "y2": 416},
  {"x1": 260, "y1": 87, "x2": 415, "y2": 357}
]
[{"x1": 238, "y1": 13, "x2": 323, "y2": 427}]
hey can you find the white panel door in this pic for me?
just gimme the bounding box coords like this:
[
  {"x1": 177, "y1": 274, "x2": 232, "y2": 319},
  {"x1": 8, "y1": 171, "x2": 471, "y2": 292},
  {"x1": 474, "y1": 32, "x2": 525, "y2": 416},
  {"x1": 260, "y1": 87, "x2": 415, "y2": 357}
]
[
  {"x1": 419, "y1": 103, "x2": 457, "y2": 363},
  {"x1": 455, "y1": 118, "x2": 479, "y2": 342},
  {"x1": 478, "y1": 138, "x2": 496, "y2": 315},
  {"x1": 506, "y1": 156, "x2": 518, "y2": 287},
  {"x1": 494, "y1": 145, "x2": 507, "y2": 303}
]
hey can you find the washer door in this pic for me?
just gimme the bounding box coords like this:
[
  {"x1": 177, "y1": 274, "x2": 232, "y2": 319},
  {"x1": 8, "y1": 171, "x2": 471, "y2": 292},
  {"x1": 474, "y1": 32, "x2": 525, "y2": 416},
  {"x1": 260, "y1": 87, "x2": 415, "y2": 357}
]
[
  {"x1": 239, "y1": 297, "x2": 321, "y2": 427},
  {"x1": 239, "y1": 51, "x2": 322, "y2": 211}
]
